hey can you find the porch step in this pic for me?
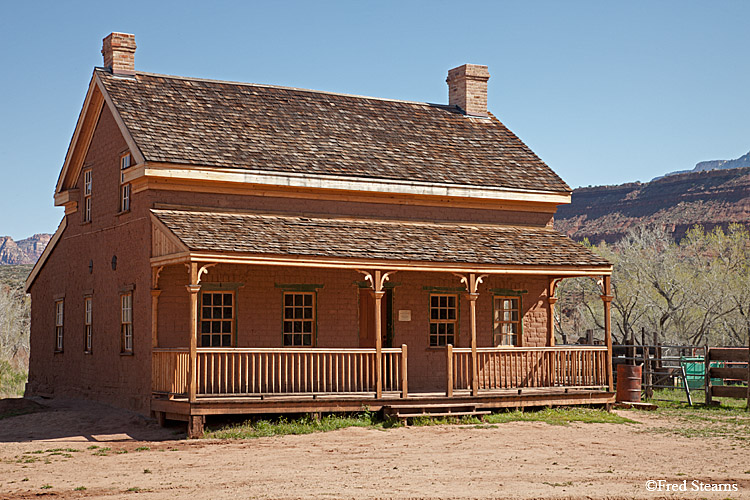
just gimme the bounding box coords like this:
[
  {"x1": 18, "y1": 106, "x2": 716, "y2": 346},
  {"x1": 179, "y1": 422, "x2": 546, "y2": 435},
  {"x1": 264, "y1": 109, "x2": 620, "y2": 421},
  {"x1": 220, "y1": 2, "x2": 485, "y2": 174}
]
[{"x1": 383, "y1": 403, "x2": 491, "y2": 423}]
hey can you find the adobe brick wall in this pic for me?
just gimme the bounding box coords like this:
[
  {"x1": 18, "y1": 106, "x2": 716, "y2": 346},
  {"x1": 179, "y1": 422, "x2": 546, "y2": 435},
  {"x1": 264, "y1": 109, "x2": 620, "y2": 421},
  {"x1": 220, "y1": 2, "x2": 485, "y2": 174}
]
[
  {"x1": 27, "y1": 105, "x2": 153, "y2": 413},
  {"x1": 144, "y1": 189, "x2": 554, "y2": 227}
]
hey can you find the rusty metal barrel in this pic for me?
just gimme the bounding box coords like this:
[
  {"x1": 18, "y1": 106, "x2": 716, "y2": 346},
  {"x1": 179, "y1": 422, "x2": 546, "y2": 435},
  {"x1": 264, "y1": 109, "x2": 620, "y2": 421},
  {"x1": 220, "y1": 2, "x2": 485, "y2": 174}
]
[{"x1": 615, "y1": 364, "x2": 642, "y2": 402}]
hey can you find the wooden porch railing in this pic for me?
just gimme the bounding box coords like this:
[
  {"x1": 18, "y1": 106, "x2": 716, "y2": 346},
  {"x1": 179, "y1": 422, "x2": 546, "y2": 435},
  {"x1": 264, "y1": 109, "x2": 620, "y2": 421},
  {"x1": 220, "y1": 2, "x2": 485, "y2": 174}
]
[
  {"x1": 450, "y1": 346, "x2": 609, "y2": 392},
  {"x1": 152, "y1": 346, "x2": 407, "y2": 397},
  {"x1": 152, "y1": 348, "x2": 190, "y2": 395}
]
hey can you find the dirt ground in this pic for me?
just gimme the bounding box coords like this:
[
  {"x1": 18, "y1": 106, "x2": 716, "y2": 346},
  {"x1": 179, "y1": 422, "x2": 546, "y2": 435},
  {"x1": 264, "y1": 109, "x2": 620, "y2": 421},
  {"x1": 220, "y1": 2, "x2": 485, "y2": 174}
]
[{"x1": 1, "y1": 398, "x2": 748, "y2": 500}]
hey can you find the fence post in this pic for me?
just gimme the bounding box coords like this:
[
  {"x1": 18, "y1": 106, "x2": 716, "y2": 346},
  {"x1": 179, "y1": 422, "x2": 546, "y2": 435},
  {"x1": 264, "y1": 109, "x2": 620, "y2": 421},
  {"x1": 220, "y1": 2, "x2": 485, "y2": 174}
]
[
  {"x1": 704, "y1": 344, "x2": 712, "y2": 406},
  {"x1": 446, "y1": 344, "x2": 453, "y2": 398},
  {"x1": 643, "y1": 344, "x2": 653, "y2": 399},
  {"x1": 401, "y1": 344, "x2": 408, "y2": 399}
]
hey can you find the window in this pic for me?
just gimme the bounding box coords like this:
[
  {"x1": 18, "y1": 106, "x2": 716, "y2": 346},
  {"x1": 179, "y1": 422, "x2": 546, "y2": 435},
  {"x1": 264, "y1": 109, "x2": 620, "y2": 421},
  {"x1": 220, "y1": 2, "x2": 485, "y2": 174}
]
[
  {"x1": 493, "y1": 296, "x2": 520, "y2": 346},
  {"x1": 54, "y1": 300, "x2": 64, "y2": 352},
  {"x1": 429, "y1": 294, "x2": 457, "y2": 346},
  {"x1": 119, "y1": 153, "x2": 131, "y2": 212},
  {"x1": 283, "y1": 292, "x2": 314, "y2": 346},
  {"x1": 200, "y1": 291, "x2": 234, "y2": 347},
  {"x1": 83, "y1": 169, "x2": 92, "y2": 222},
  {"x1": 121, "y1": 292, "x2": 133, "y2": 353},
  {"x1": 84, "y1": 297, "x2": 92, "y2": 353}
]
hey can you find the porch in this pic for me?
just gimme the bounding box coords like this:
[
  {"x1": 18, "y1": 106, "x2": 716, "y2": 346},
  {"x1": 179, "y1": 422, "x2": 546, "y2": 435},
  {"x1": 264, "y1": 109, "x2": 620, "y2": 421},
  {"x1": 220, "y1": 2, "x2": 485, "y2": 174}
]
[
  {"x1": 151, "y1": 344, "x2": 613, "y2": 435},
  {"x1": 148, "y1": 208, "x2": 616, "y2": 436}
]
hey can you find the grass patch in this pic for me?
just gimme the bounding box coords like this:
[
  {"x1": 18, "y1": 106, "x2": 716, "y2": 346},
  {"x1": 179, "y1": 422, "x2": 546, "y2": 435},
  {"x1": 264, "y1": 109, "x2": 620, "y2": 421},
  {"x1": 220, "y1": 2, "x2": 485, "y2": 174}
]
[
  {"x1": 204, "y1": 413, "x2": 379, "y2": 439},
  {"x1": 204, "y1": 406, "x2": 631, "y2": 439},
  {"x1": 484, "y1": 407, "x2": 636, "y2": 426},
  {"x1": 632, "y1": 389, "x2": 750, "y2": 443}
]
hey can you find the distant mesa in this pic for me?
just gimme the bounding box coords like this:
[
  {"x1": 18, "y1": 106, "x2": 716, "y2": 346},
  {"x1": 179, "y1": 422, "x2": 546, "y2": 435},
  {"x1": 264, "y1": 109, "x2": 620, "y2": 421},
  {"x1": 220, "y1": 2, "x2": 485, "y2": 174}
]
[
  {"x1": 0, "y1": 234, "x2": 52, "y2": 265},
  {"x1": 654, "y1": 150, "x2": 750, "y2": 180},
  {"x1": 555, "y1": 163, "x2": 750, "y2": 244}
]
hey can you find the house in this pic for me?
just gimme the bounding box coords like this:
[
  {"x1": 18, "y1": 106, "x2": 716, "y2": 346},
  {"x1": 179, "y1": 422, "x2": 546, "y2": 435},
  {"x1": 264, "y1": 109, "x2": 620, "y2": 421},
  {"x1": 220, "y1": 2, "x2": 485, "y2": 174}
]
[{"x1": 26, "y1": 33, "x2": 615, "y2": 437}]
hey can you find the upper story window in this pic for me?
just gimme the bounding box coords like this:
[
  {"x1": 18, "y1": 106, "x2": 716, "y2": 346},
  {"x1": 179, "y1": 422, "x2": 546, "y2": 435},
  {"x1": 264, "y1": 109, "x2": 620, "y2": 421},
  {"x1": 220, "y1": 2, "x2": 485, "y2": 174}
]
[
  {"x1": 119, "y1": 153, "x2": 132, "y2": 213},
  {"x1": 200, "y1": 291, "x2": 234, "y2": 347},
  {"x1": 283, "y1": 292, "x2": 314, "y2": 346},
  {"x1": 429, "y1": 294, "x2": 457, "y2": 347},
  {"x1": 83, "y1": 169, "x2": 92, "y2": 223},
  {"x1": 54, "y1": 300, "x2": 64, "y2": 352},
  {"x1": 121, "y1": 292, "x2": 133, "y2": 353},
  {"x1": 493, "y1": 296, "x2": 520, "y2": 346}
]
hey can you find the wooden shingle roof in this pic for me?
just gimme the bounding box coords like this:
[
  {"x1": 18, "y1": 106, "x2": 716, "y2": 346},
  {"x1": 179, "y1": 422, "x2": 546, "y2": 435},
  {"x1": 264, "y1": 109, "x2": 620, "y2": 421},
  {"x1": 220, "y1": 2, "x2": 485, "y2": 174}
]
[
  {"x1": 98, "y1": 69, "x2": 571, "y2": 193},
  {"x1": 152, "y1": 209, "x2": 609, "y2": 268}
]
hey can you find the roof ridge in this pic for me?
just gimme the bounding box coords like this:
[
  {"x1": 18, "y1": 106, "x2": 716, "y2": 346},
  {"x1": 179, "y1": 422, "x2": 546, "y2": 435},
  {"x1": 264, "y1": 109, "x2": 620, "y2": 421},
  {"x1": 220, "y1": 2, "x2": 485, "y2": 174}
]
[{"x1": 96, "y1": 67, "x2": 455, "y2": 109}]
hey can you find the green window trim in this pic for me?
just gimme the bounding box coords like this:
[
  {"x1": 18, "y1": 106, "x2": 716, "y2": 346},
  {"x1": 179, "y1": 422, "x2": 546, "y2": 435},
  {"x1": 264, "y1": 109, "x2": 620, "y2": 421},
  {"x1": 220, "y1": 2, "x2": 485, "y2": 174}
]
[
  {"x1": 428, "y1": 293, "x2": 460, "y2": 347},
  {"x1": 275, "y1": 283, "x2": 324, "y2": 292},
  {"x1": 281, "y1": 290, "x2": 317, "y2": 347},
  {"x1": 199, "y1": 290, "x2": 236, "y2": 347},
  {"x1": 492, "y1": 295, "x2": 523, "y2": 347}
]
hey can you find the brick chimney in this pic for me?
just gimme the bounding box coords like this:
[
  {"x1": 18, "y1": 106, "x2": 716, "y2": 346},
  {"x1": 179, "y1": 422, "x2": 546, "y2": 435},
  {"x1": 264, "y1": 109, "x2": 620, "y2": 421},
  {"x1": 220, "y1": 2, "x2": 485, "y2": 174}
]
[
  {"x1": 446, "y1": 64, "x2": 490, "y2": 117},
  {"x1": 102, "y1": 32, "x2": 136, "y2": 76}
]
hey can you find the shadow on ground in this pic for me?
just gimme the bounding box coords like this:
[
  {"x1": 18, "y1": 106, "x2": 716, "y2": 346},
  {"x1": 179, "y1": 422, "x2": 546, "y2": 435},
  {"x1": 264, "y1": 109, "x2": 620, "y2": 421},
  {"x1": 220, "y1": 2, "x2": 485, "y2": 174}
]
[{"x1": 0, "y1": 397, "x2": 185, "y2": 443}]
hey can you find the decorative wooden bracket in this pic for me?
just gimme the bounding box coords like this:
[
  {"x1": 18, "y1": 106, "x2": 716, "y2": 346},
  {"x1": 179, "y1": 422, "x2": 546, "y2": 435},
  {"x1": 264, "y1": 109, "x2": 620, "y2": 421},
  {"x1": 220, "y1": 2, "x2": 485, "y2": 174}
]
[
  {"x1": 549, "y1": 277, "x2": 563, "y2": 298},
  {"x1": 151, "y1": 265, "x2": 164, "y2": 289},
  {"x1": 185, "y1": 262, "x2": 217, "y2": 285},
  {"x1": 452, "y1": 272, "x2": 488, "y2": 294},
  {"x1": 356, "y1": 269, "x2": 396, "y2": 292}
]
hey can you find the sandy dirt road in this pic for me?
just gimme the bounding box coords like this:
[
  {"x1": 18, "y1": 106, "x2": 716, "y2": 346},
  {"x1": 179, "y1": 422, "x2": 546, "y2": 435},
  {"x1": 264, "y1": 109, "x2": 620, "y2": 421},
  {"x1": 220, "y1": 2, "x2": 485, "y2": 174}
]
[{"x1": 1, "y1": 398, "x2": 748, "y2": 499}]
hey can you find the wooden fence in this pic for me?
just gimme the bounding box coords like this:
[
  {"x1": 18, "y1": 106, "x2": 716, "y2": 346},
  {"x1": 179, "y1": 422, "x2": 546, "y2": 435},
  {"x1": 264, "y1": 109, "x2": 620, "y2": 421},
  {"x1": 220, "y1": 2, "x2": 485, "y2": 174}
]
[
  {"x1": 450, "y1": 346, "x2": 608, "y2": 394},
  {"x1": 705, "y1": 347, "x2": 750, "y2": 406}
]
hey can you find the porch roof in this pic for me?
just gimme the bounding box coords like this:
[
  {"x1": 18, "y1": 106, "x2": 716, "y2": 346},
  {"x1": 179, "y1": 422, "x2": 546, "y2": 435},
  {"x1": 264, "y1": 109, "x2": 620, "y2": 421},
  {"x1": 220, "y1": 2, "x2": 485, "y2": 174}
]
[{"x1": 151, "y1": 208, "x2": 611, "y2": 270}]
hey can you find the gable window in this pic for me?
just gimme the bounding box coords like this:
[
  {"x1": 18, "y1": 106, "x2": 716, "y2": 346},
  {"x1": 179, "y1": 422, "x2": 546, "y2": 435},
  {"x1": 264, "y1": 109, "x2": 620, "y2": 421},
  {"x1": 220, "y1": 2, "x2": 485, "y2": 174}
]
[
  {"x1": 54, "y1": 300, "x2": 64, "y2": 352},
  {"x1": 283, "y1": 292, "x2": 314, "y2": 346},
  {"x1": 84, "y1": 297, "x2": 93, "y2": 353},
  {"x1": 493, "y1": 296, "x2": 520, "y2": 346},
  {"x1": 200, "y1": 291, "x2": 234, "y2": 347},
  {"x1": 121, "y1": 292, "x2": 133, "y2": 353},
  {"x1": 119, "y1": 153, "x2": 131, "y2": 212},
  {"x1": 429, "y1": 294, "x2": 457, "y2": 346},
  {"x1": 83, "y1": 169, "x2": 92, "y2": 222}
]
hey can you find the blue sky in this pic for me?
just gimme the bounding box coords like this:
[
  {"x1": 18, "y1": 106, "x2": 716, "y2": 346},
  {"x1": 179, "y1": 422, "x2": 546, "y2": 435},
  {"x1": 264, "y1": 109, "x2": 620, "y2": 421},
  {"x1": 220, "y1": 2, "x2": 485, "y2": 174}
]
[{"x1": 1, "y1": 1, "x2": 749, "y2": 239}]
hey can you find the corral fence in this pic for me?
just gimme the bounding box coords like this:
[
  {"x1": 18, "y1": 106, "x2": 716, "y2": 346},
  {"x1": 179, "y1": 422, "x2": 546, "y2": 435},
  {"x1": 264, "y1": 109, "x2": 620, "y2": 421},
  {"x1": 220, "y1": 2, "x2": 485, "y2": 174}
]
[
  {"x1": 611, "y1": 339, "x2": 750, "y2": 407},
  {"x1": 705, "y1": 347, "x2": 750, "y2": 407},
  {"x1": 613, "y1": 343, "x2": 703, "y2": 405}
]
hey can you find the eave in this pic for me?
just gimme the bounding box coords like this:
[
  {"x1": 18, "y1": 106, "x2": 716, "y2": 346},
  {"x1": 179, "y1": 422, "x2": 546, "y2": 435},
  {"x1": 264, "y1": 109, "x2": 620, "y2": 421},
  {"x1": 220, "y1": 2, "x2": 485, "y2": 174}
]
[
  {"x1": 150, "y1": 250, "x2": 612, "y2": 277},
  {"x1": 127, "y1": 162, "x2": 572, "y2": 209}
]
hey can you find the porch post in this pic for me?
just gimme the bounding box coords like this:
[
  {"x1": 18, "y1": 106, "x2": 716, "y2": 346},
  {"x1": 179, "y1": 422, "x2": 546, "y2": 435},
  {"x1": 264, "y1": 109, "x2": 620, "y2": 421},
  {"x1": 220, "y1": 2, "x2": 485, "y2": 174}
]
[
  {"x1": 151, "y1": 266, "x2": 163, "y2": 348},
  {"x1": 374, "y1": 285, "x2": 385, "y2": 399},
  {"x1": 468, "y1": 292, "x2": 479, "y2": 396},
  {"x1": 547, "y1": 278, "x2": 560, "y2": 347},
  {"x1": 187, "y1": 263, "x2": 201, "y2": 403},
  {"x1": 151, "y1": 289, "x2": 161, "y2": 348},
  {"x1": 601, "y1": 275, "x2": 614, "y2": 391}
]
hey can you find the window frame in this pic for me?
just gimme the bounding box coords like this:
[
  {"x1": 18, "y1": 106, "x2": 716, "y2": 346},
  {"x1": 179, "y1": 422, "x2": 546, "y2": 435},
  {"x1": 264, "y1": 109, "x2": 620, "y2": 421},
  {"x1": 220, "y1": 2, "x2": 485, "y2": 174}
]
[
  {"x1": 282, "y1": 291, "x2": 316, "y2": 347},
  {"x1": 119, "y1": 153, "x2": 132, "y2": 213},
  {"x1": 54, "y1": 299, "x2": 64, "y2": 352},
  {"x1": 199, "y1": 290, "x2": 235, "y2": 347},
  {"x1": 120, "y1": 292, "x2": 133, "y2": 354},
  {"x1": 84, "y1": 296, "x2": 93, "y2": 353},
  {"x1": 493, "y1": 295, "x2": 522, "y2": 347},
  {"x1": 429, "y1": 293, "x2": 458, "y2": 347},
  {"x1": 82, "y1": 169, "x2": 92, "y2": 223}
]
